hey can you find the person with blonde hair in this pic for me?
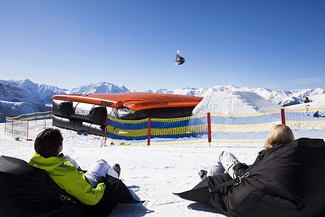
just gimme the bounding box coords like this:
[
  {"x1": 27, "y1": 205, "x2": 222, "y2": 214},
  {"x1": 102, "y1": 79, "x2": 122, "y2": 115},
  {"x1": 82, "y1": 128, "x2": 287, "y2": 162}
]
[
  {"x1": 264, "y1": 124, "x2": 295, "y2": 149},
  {"x1": 177, "y1": 124, "x2": 325, "y2": 217},
  {"x1": 199, "y1": 124, "x2": 295, "y2": 180}
]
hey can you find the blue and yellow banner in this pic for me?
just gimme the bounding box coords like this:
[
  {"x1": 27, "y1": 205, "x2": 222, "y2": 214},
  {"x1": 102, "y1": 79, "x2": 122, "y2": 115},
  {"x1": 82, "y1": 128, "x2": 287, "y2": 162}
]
[
  {"x1": 5, "y1": 111, "x2": 52, "y2": 139},
  {"x1": 106, "y1": 108, "x2": 325, "y2": 143}
]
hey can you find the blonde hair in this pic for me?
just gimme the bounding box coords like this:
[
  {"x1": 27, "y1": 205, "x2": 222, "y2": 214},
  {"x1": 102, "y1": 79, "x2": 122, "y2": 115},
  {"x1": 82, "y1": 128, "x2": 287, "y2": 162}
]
[{"x1": 264, "y1": 124, "x2": 295, "y2": 149}]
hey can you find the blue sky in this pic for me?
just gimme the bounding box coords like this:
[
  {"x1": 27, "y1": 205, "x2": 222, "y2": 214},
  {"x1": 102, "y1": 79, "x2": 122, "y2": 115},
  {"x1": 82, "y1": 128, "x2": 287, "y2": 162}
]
[{"x1": 0, "y1": 0, "x2": 324, "y2": 91}]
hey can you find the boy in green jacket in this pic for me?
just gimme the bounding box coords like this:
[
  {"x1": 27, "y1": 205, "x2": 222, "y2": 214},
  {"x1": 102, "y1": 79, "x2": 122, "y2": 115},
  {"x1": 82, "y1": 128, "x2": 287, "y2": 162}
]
[{"x1": 28, "y1": 128, "x2": 120, "y2": 206}]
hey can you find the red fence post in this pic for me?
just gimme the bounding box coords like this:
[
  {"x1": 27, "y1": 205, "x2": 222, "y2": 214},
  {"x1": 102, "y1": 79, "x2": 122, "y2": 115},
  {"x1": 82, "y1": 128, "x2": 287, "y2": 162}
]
[
  {"x1": 281, "y1": 108, "x2": 286, "y2": 125},
  {"x1": 11, "y1": 119, "x2": 13, "y2": 137},
  {"x1": 26, "y1": 120, "x2": 30, "y2": 141},
  {"x1": 207, "y1": 112, "x2": 211, "y2": 145},
  {"x1": 147, "y1": 118, "x2": 151, "y2": 146},
  {"x1": 104, "y1": 115, "x2": 108, "y2": 147}
]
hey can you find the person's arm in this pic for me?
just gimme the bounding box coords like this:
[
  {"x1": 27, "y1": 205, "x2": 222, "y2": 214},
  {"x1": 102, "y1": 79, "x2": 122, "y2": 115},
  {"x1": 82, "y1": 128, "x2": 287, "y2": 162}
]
[
  {"x1": 233, "y1": 163, "x2": 249, "y2": 177},
  {"x1": 64, "y1": 154, "x2": 81, "y2": 170},
  {"x1": 55, "y1": 161, "x2": 106, "y2": 205}
]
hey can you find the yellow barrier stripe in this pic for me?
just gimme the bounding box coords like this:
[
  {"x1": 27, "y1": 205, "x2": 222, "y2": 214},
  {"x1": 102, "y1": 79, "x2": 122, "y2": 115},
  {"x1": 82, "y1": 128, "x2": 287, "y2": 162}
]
[
  {"x1": 107, "y1": 108, "x2": 325, "y2": 124},
  {"x1": 211, "y1": 122, "x2": 279, "y2": 132},
  {"x1": 107, "y1": 116, "x2": 148, "y2": 124},
  {"x1": 151, "y1": 125, "x2": 207, "y2": 135},
  {"x1": 35, "y1": 114, "x2": 52, "y2": 119},
  {"x1": 8, "y1": 117, "x2": 32, "y2": 122},
  {"x1": 108, "y1": 122, "x2": 281, "y2": 136},
  {"x1": 189, "y1": 113, "x2": 209, "y2": 119},
  {"x1": 106, "y1": 124, "x2": 208, "y2": 137},
  {"x1": 151, "y1": 114, "x2": 203, "y2": 122},
  {"x1": 4, "y1": 132, "x2": 27, "y2": 138},
  {"x1": 19, "y1": 117, "x2": 36, "y2": 121},
  {"x1": 9, "y1": 126, "x2": 28, "y2": 132},
  {"x1": 8, "y1": 111, "x2": 52, "y2": 120},
  {"x1": 36, "y1": 111, "x2": 52, "y2": 114},
  {"x1": 286, "y1": 120, "x2": 325, "y2": 130},
  {"x1": 210, "y1": 109, "x2": 281, "y2": 117},
  {"x1": 285, "y1": 108, "x2": 325, "y2": 113},
  {"x1": 108, "y1": 114, "x2": 204, "y2": 124},
  {"x1": 6, "y1": 115, "x2": 52, "y2": 122}
]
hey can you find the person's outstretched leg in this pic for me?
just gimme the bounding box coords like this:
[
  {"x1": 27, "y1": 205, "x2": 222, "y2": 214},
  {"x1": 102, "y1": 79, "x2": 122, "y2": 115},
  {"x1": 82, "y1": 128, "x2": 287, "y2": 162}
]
[
  {"x1": 199, "y1": 159, "x2": 225, "y2": 180},
  {"x1": 219, "y1": 151, "x2": 239, "y2": 179},
  {"x1": 85, "y1": 159, "x2": 119, "y2": 187},
  {"x1": 208, "y1": 161, "x2": 225, "y2": 176}
]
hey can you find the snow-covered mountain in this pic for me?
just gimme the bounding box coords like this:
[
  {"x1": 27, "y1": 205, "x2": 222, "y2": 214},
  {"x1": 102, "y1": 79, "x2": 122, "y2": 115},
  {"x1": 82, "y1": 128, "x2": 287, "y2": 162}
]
[
  {"x1": 0, "y1": 80, "x2": 130, "y2": 122},
  {"x1": 69, "y1": 82, "x2": 130, "y2": 94},
  {"x1": 153, "y1": 85, "x2": 325, "y2": 107},
  {"x1": 1, "y1": 79, "x2": 325, "y2": 122},
  {"x1": 0, "y1": 79, "x2": 67, "y2": 104},
  {"x1": 0, "y1": 79, "x2": 69, "y2": 121}
]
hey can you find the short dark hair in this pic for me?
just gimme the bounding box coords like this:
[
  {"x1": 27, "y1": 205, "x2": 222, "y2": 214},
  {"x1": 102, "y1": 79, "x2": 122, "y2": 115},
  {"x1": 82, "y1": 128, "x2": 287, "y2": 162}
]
[{"x1": 34, "y1": 128, "x2": 63, "y2": 158}]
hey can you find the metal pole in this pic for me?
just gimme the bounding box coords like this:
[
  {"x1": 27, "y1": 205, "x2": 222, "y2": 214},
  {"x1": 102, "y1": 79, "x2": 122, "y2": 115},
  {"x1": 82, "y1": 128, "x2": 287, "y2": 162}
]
[
  {"x1": 104, "y1": 115, "x2": 108, "y2": 147},
  {"x1": 281, "y1": 108, "x2": 286, "y2": 125},
  {"x1": 207, "y1": 112, "x2": 211, "y2": 146},
  {"x1": 147, "y1": 118, "x2": 151, "y2": 146}
]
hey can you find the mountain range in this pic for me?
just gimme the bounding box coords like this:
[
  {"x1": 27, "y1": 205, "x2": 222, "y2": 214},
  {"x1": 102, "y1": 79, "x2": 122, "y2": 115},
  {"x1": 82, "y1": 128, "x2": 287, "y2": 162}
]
[{"x1": 1, "y1": 79, "x2": 324, "y2": 122}]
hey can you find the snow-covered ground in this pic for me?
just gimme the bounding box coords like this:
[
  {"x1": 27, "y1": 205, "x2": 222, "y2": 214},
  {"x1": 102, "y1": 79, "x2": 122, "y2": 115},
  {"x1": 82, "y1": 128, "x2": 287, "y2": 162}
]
[
  {"x1": 2, "y1": 85, "x2": 325, "y2": 216},
  {"x1": 0, "y1": 120, "x2": 262, "y2": 217}
]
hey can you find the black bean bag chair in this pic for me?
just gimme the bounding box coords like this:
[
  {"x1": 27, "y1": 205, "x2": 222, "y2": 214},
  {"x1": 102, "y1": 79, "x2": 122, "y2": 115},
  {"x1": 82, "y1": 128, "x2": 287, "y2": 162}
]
[
  {"x1": 175, "y1": 138, "x2": 325, "y2": 217},
  {"x1": 0, "y1": 155, "x2": 142, "y2": 217}
]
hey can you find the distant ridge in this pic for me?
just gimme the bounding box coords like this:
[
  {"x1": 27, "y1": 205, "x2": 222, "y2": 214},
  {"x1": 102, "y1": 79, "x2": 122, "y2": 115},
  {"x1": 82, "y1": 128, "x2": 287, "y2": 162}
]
[{"x1": 1, "y1": 79, "x2": 325, "y2": 122}]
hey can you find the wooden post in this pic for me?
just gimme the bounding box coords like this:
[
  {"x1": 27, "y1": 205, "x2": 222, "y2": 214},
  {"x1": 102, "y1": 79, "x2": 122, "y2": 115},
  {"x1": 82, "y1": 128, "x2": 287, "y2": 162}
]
[
  {"x1": 207, "y1": 112, "x2": 211, "y2": 146},
  {"x1": 147, "y1": 118, "x2": 151, "y2": 146},
  {"x1": 281, "y1": 108, "x2": 286, "y2": 125}
]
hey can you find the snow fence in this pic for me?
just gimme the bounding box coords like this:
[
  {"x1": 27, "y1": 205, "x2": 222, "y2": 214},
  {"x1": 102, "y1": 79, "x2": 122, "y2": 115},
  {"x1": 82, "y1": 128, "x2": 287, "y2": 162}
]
[
  {"x1": 4, "y1": 111, "x2": 52, "y2": 140},
  {"x1": 5, "y1": 108, "x2": 325, "y2": 144},
  {"x1": 105, "y1": 108, "x2": 325, "y2": 145}
]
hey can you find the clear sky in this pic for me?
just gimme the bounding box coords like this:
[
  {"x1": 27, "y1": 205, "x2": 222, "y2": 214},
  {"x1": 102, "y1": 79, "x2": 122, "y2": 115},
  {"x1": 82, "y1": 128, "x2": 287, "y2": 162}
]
[{"x1": 0, "y1": 0, "x2": 324, "y2": 91}]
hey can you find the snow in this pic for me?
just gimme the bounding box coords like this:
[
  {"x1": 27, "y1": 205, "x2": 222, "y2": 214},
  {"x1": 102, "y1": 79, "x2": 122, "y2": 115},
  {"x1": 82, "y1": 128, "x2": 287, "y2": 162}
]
[
  {"x1": 0, "y1": 120, "x2": 262, "y2": 217},
  {"x1": 2, "y1": 79, "x2": 325, "y2": 216},
  {"x1": 288, "y1": 96, "x2": 325, "y2": 109},
  {"x1": 193, "y1": 89, "x2": 280, "y2": 115},
  {"x1": 69, "y1": 82, "x2": 130, "y2": 94}
]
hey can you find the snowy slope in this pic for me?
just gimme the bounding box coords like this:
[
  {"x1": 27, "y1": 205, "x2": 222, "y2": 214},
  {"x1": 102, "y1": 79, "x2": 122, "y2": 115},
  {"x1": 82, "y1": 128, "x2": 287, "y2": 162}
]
[
  {"x1": 193, "y1": 89, "x2": 280, "y2": 115},
  {"x1": 1, "y1": 94, "x2": 325, "y2": 216}
]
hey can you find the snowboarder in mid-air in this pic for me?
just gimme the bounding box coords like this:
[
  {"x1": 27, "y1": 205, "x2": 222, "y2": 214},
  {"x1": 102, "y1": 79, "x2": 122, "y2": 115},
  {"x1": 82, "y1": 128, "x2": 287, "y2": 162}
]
[{"x1": 175, "y1": 49, "x2": 185, "y2": 66}]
